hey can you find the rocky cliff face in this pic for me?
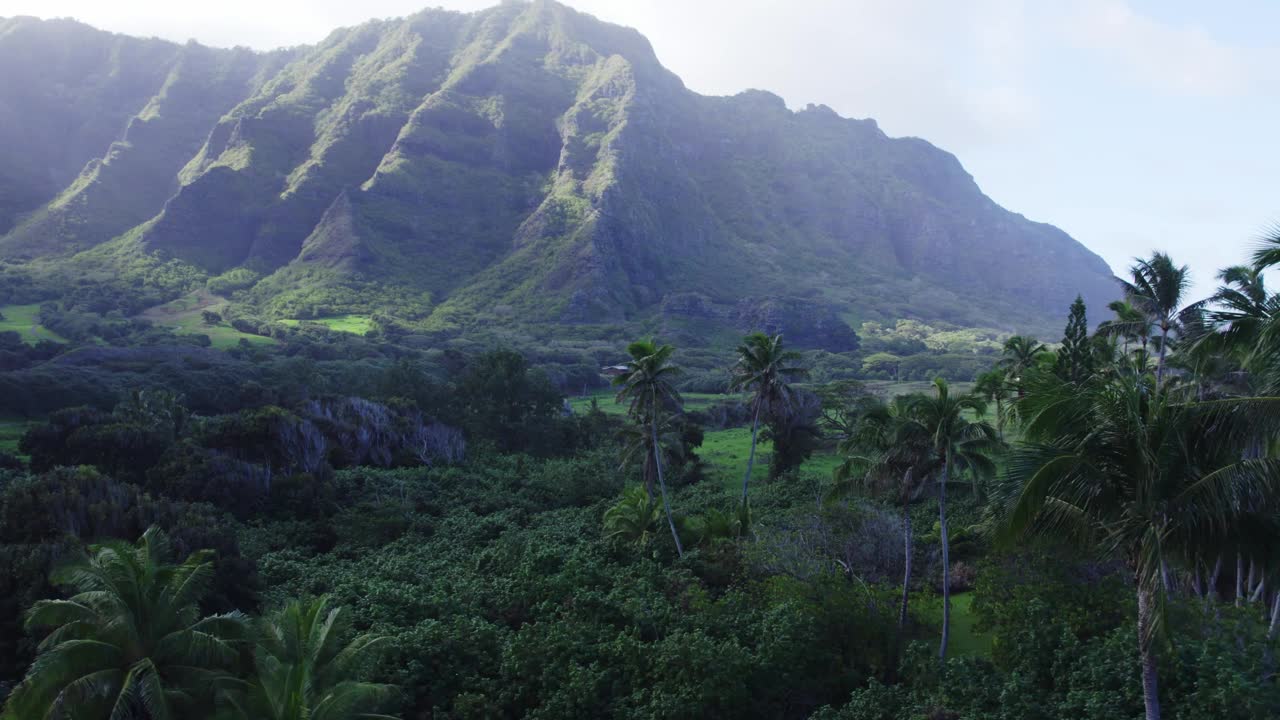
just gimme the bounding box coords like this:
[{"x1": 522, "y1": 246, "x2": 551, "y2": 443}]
[{"x1": 0, "y1": 2, "x2": 1118, "y2": 346}]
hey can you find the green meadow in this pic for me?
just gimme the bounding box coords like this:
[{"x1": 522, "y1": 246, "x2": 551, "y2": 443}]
[
  {"x1": 279, "y1": 314, "x2": 375, "y2": 335},
  {"x1": 0, "y1": 418, "x2": 34, "y2": 457},
  {"x1": 0, "y1": 304, "x2": 66, "y2": 344},
  {"x1": 140, "y1": 291, "x2": 276, "y2": 349}
]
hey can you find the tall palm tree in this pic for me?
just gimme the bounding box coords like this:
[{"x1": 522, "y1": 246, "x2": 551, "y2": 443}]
[
  {"x1": 1199, "y1": 264, "x2": 1279, "y2": 371},
  {"x1": 1097, "y1": 299, "x2": 1153, "y2": 367},
  {"x1": 614, "y1": 339, "x2": 685, "y2": 558},
  {"x1": 226, "y1": 596, "x2": 397, "y2": 720},
  {"x1": 616, "y1": 412, "x2": 685, "y2": 501},
  {"x1": 729, "y1": 332, "x2": 808, "y2": 505},
  {"x1": 972, "y1": 370, "x2": 1010, "y2": 440},
  {"x1": 908, "y1": 379, "x2": 998, "y2": 659},
  {"x1": 1119, "y1": 253, "x2": 1201, "y2": 386},
  {"x1": 1253, "y1": 230, "x2": 1280, "y2": 392},
  {"x1": 999, "y1": 371, "x2": 1280, "y2": 720},
  {"x1": 999, "y1": 336, "x2": 1047, "y2": 397},
  {"x1": 831, "y1": 395, "x2": 932, "y2": 628},
  {"x1": 5, "y1": 527, "x2": 246, "y2": 720}
]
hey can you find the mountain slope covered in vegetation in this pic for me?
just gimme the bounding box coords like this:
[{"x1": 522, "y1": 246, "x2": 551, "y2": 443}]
[{"x1": 0, "y1": 2, "x2": 1117, "y2": 344}]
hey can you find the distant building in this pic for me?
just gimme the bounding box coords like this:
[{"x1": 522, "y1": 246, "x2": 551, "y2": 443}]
[{"x1": 600, "y1": 364, "x2": 629, "y2": 377}]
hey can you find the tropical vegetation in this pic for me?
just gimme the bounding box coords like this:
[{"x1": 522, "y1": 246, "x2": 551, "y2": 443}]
[{"x1": 3, "y1": 238, "x2": 1280, "y2": 720}]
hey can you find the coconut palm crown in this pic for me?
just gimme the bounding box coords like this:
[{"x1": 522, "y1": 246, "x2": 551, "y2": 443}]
[
  {"x1": 5, "y1": 527, "x2": 246, "y2": 720},
  {"x1": 729, "y1": 332, "x2": 808, "y2": 504}
]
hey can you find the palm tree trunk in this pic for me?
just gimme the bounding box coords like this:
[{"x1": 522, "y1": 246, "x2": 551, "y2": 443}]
[
  {"x1": 900, "y1": 477, "x2": 913, "y2": 630},
  {"x1": 1209, "y1": 554, "x2": 1223, "y2": 602},
  {"x1": 1156, "y1": 325, "x2": 1170, "y2": 386},
  {"x1": 938, "y1": 451, "x2": 951, "y2": 661},
  {"x1": 1269, "y1": 591, "x2": 1280, "y2": 639},
  {"x1": 643, "y1": 451, "x2": 657, "y2": 500},
  {"x1": 741, "y1": 404, "x2": 761, "y2": 505},
  {"x1": 1237, "y1": 553, "x2": 1245, "y2": 607},
  {"x1": 1137, "y1": 585, "x2": 1163, "y2": 720},
  {"x1": 652, "y1": 414, "x2": 684, "y2": 558},
  {"x1": 995, "y1": 398, "x2": 1004, "y2": 441}
]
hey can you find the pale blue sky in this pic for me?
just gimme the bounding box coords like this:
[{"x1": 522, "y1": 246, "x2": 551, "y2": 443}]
[{"x1": 10, "y1": 0, "x2": 1278, "y2": 300}]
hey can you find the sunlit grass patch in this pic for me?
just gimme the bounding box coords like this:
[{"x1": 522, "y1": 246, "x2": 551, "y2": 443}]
[
  {"x1": 0, "y1": 304, "x2": 66, "y2": 344},
  {"x1": 0, "y1": 418, "x2": 34, "y2": 457},
  {"x1": 279, "y1": 314, "x2": 374, "y2": 334}
]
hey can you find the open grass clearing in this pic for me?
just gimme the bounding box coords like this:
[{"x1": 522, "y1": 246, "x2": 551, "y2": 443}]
[
  {"x1": 922, "y1": 592, "x2": 992, "y2": 658},
  {"x1": 568, "y1": 390, "x2": 734, "y2": 416},
  {"x1": 571, "y1": 382, "x2": 985, "y2": 492},
  {"x1": 865, "y1": 379, "x2": 974, "y2": 398},
  {"x1": 138, "y1": 289, "x2": 222, "y2": 321},
  {"x1": 279, "y1": 314, "x2": 374, "y2": 335},
  {"x1": 0, "y1": 304, "x2": 66, "y2": 344},
  {"x1": 138, "y1": 290, "x2": 275, "y2": 349},
  {"x1": 0, "y1": 418, "x2": 34, "y2": 457}
]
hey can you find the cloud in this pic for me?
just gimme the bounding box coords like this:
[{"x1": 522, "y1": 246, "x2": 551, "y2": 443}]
[
  {"x1": 580, "y1": 0, "x2": 1041, "y2": 149},
  {"x1": 1066, "y1": 0, "x2": 1255, "y2": 96}
]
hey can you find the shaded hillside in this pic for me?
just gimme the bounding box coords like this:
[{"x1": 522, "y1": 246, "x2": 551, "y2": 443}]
[{"x1": 0, "y1": 2, "x2": 1118, "y2": 345}]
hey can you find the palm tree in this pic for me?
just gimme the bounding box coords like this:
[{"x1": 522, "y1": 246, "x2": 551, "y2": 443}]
[
  {"x1": 1252, "y1": 225, "x2": 1280, "y2": 271},
  {"x1": 908, "y1": 379, "x2": 998, "y2": 659},
  {"x1": 999, "y1": 335, "x2": 1047, "y2": 397},
  {"x1": 683, "y1": 504, "x2": 751, "y2": 546},
  {"x1": 972, "y1": 370, "x2": 1010, "y2": 440},
  {"x1": 614, "y1": 339, "x2": 685, "y2": 558},
  {"x1": 1199, "y1": 264, "x2": 1279, "y2": 372},
  {"x1": 226, "y1": 596, "x2": 397, "y2": 720},
  {"x1": 1119, "y1": 253, "x2": 1200, "y2": 386},
  {"x1": 604, "y1": 485, "x2": 661, "y2": 545},
  {"x1": 1253, "y1": 231, "x2": 1280, "y2": 392},
  {"x1": 999, "y1": 371, "x2": 1280, "y2": 720},
  {"x1": 831, "y1": 395, "x2": 932, "y2": 628},
  {"x1": 729, "y1": 332, "x2": 808, "y2": 505},
  {"x1": 1097, "y1": 299, "x2": 1153, "y2": 367},
  {"x1": 616, "y1": 412, "x2": 684, "y2": 502},
  {"x1": 5, "y1": 527, "x2": 246, "y2": 720}
]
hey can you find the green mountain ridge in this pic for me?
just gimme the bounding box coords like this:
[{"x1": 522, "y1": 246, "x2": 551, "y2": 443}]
[{"x1": 0, "y1": 1, "x2": 1118, "y2": 346}]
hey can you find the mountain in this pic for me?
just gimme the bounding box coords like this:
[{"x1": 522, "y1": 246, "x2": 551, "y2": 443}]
[{"x1": 0, "y1": 2, "x2": 1118, "y2": 347}]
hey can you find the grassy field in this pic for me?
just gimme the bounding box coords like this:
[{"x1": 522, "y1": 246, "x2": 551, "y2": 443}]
[
  {"x1": 699, "y1": 427, "x2": 772, "y2": 490},
  {"x1": 0, "y1": 418, "x2": 34, "y2": 457},
  {"x1": 279, "y1": 315, "x2": 374, "y2": 335},
  {"x1": 0, "y1": 304, "x2": 67, "y2": 344},
  {"x1": 865, "y1": 380, "x2": 973, "y2": 398},
  {"x1": 569, "y1": 383, "x2": 974, "y2": 492},
  {"x1": 923, "y1": 592, "x2": 992, "y2": 657},
  {"x1": 698, "y1": 426, "x2": 844, "y2": 491},
  {"x1": 568, "y1": 391, "x2": 731, "y2": 416},
  {"x1": 140, "y1": 291, "x2": 275, "y2": 350}
]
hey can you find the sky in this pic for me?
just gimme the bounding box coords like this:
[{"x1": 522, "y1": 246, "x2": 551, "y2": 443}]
[{"x1": 7, "y1": 0, "x2": 1278, "y2": 299}]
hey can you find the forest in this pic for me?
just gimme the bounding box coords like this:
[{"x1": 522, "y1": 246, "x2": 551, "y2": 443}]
[{"x1": 0, "y1": 235, "x2": 1278, "y2": 720}]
